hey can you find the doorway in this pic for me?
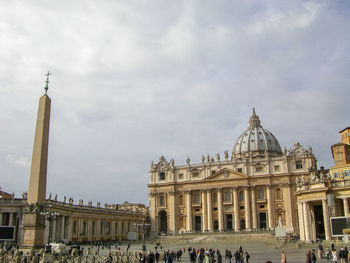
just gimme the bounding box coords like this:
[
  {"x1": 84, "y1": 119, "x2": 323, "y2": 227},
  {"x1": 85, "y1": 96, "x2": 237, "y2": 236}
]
[
  {"x1": 159, "y1": 210, "x2": 167, "y2": 234},
  {"x1": 314, "y1": 205, "x2": 325, "y2": 239},
  {"x1": 226, "y1": 214, "x2": 233, "y2": 230},
  {"x1": 194, "y1": 216, "x2": 201, "y2": 232},
  {"x1": 259, "y1": 213, "x2": 267, "y2": 229}
]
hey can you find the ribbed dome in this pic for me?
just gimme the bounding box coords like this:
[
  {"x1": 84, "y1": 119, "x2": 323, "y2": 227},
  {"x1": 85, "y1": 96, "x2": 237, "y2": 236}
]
[{"x1": 233, "y1": 108, "x2": 282, "y2": 157}]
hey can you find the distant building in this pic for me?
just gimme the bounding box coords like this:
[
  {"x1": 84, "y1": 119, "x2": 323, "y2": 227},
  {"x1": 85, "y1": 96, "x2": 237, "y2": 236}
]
[
  {"x1": 0, "y1": 193, "x2": 147, "y2": 245},
  {"x1": 296, "y1": 127, "x2": 350, "y2": 242},
  {"x1": 148, "y1": 109, "x2": 316, "y2": 236}
]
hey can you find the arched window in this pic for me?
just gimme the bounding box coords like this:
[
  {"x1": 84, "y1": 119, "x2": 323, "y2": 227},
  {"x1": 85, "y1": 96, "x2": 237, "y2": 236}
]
[
  {"x1": 160, "y1": 195, "x2": 165, "y2": 206},
  {"x1": 225, "y1": 191, "x2": 231, "y2": 202},
  {"x1": 194, "y1": 193, "x2": 200, "y2": 204},
  {"x1": 239, "y1": 191, "x2": 244, "y2": 202},
  {"x1": 259, "y1": 189, "x2": 265, "y2": 200},
  {"x1": 276, "y1": 188, "x2": 282, "y2": 200},
  {"x1": 213, "y1": 193, "x2": 217, "y2": 203}
]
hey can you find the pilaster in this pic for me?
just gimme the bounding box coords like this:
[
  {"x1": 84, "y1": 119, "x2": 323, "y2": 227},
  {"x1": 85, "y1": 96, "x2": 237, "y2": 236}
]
[
  {"x1": 251, "y1": 187, "x2": 257, "y2": 230},
  {"x1": 233, "y1": 187, "x2": 240, "y2": 231},
  {"x1": 206, "y1": 190, "x2": 213, "y2": 231},
  {"x1": 201, "y1": 190, "x2": 208, "y2": 231},
  {"x1": 217, "y1": 188, "x2": 224, "y2": 231},
  {"x1": 322, "y1": 199, "x2": 331, "y2": 241},
  {"x1": 185, "y1": 191, "x2": 192, "y2": 232}
]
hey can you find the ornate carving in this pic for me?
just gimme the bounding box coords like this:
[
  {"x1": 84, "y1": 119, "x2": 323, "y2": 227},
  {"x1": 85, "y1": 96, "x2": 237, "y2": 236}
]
[
  {"x1": 216, "y1": 153, "x2": 220, "y2": 163},
  {"x1": 201, "y1": 155, "x2": 205, "y2": 164},
  {"x1": 186, "y1": 157, "x2": 190, "y2": 165},
  {"x1": 24, "y1": 202, "x2": 46, "y2": 213},
  {"x1": 224, "y1": 151, "x2": 229, "y2": 161}
]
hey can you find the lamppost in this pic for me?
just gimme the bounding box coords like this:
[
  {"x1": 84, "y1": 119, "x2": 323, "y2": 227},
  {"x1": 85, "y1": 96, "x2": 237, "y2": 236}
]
[
  {"x1": 134, "y1": 221, "x2": 150, "y2": 251},
  {"x1": 40, "y1": 210, "x2": 60, "y2": 244}
]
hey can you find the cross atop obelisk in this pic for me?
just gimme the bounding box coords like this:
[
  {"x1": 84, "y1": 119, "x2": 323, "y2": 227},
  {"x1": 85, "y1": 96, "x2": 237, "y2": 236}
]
[
  {"x1": 44, "y1": 71, "x2": 51, "y2": 95},
  {"x1": 22, "y1": 73, "x2": 52, "y2": 250}
]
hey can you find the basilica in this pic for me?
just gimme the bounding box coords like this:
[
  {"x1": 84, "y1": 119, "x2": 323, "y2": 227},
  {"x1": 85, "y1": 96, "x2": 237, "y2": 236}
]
[{"x1": 148, "y1": 109, "x2": 317, "y2": 236}]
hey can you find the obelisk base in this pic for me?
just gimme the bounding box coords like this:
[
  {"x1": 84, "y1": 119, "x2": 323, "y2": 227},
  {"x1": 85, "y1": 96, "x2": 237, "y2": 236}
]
[{"x1": 21, "y1": 212, "x2": 46, "y2": 251}]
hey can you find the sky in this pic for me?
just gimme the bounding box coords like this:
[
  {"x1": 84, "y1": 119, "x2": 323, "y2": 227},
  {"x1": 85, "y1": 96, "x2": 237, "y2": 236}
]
[{"x1": 0, "y1": 1, "x2": 349, "y2": 206}]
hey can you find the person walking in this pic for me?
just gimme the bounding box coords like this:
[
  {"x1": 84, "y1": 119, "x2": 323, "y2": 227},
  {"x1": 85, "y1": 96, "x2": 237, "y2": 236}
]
[
  {"x1": 311, "y1": 249, "x2": 317, "y2": 263},
  {"x1": 281, "y1": 251, "x2": 287, "y2": 263},
  {"x1": 244, "y1": 252, "x2": 250, "y2": 263},
  {"x1": 332, "y1": 250, "x2": 338, "y2": 263},
  {"x1": 217, "y1": 251, "x2": 222, "y2": 263},
  {"x1": 306, "y1": 250, "x2": 312, "y2": 263}
]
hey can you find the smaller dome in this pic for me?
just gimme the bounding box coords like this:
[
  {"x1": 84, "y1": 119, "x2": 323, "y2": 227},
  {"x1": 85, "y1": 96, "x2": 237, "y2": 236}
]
[{"x1": 233, "y1": 108, "x2": 282, "y2": 157}]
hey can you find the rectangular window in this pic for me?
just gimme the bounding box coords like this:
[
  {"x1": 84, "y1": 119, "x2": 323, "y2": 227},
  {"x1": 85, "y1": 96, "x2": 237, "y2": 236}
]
[
  {"x1": 296, "y1": 161, "x2": 303, "y2": 169},
  {"x1": 240, "y1": 206, "x2": 244, "y2": 210},
  {"x1": 121, "y1": 222, "x2": 124, "y2": 234},
  {"x1": 160, "y1": 196, "x2": 165, "y2": 206},
  {"x1": 338, "y1": 153, "x2": 343, "y2": 160},
  {"x1": 255, "y1": 166, "x2": 263, "y2": 173},
  {"x1": 211, "y1": 170, "x2": 216, "y2": 175},
  {"x1": 192, "y1": 172, "x2": 199, "y2": 178},
  {"x1": 334, "y1": 172, "x2": 339, "y2": 178},
  {"x1": 106, "y1": 222, "x2": 111, "y2": 235},
  {"x1": 259, "y1": 205, "x2": 265, "y2": 208},
  {"x1": 274, "y1": 165, "x2": 280, "y2": 172},
  {"x1": 159, "y1": 172, "x2": 165, "y2": 180},
  {"x1": 178, "y1": 173, "x2": 183, "y2": 179},
  {"x1": 345, "y1": 170, "x2": 350, "y2": 177},
  {"x1": 92, "y1": 222, "x2": 96, "y2": 235},
  {"x1": 115, "y1": 222, "x2": 118, "y2": 235},
  {"x1": 237, "y1": 168, "x2": 243, "y2": 173},
  {"x1": 213, "y1": 207, "x2": 218, "y2": 211}
]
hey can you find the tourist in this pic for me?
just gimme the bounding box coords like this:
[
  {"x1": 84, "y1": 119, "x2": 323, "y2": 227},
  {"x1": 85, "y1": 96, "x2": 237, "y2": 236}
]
[
  {"x1": 217, "y1": 250, "x2": 222, "y2": 263},
  {"x1": 244, "y1": 251, "x2": 250, "y2": 263},
  {"x1": 234, "y1": 250, "x2": 240, "y2": 263},
  {"x1": 306, "y1": 250, "x2": 312, "y2": 263},
  {"x1": 155, "y1": 251, "x2": 160, "y2": 263},
  {"x1": 332, "y1": 250, "x2": 338, "y2": 263},
  {"x1": 190, "y1": 249, "x2": 196, "y2": 263},
  {"x1": 311, "y1": 249, "x2": 317, "y2": 263},
  {"x1": 281, "y1": 251, "x2": 287, "y2": 263},
  {"x1": 339, "y1": 248, "x2": 346, "y2": 263},
  {"x1": 227, "y1": 250, "x2": 232, "y2": 263}
]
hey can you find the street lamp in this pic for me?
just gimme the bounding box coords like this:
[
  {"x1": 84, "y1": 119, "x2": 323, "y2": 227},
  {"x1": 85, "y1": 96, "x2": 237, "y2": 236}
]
[
  {"x1": 134, "y1": 221, "x2": 150, "y2": 251},
  {"x1": 40, "y1": 210, "x2": 60, "y2": 243}
]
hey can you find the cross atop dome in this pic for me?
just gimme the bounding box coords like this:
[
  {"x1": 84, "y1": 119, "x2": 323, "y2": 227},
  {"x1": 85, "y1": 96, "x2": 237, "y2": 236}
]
[{"x1": 249, "y1": 107, "x2": 262, "y2": 128}]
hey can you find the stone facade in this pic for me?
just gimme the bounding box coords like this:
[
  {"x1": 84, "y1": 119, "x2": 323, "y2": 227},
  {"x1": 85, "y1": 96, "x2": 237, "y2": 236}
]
[
  {"x1": 296, "y1": 127, "x2": 350, "y2": 242},
  {"x1": 148, "y1": 110, "x2": 316, "y2": 236},
  {"x1": 0, "y1": 196, "x2": 146, "y2": 245}
]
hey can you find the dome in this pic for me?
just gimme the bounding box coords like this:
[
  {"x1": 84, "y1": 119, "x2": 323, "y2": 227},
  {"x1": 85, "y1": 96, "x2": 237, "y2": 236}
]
[{"x1": 233, "y1": 108, "x2": 282, "y2": 157}]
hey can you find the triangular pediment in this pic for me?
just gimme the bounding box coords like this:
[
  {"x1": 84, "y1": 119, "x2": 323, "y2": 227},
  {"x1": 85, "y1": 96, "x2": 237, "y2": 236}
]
[{"x1": 204, "y1": 168, "x2": 248, "y2": 181}]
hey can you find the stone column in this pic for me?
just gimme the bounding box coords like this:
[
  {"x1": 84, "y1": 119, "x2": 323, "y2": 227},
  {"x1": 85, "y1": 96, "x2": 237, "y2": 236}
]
[
  {"x1": 297, "y1": 202, "x2": 305, "y2": 241},
  {"x1": 0, "y1": 213, "x2": 3, "y2": 225},
  {"x1": 243, "y1": 188, "x2": 250, "y2": 230},
  {"x1": 267, "y1": 185, "x2": 274, "y2": 229},
  {"x1": 67, "y1": 217, "x2": 73, "y2": 242},
  {"x1": 218, "y1": 188, "x2": 224, "y2": 231},
  {"x1": 206, "y1": 190, "x2": 213, "y2": 231},
  {"x1": 52, "y1": 219, "x2": 57, "y2": 242},
  {"x1": 202, "y1": 190, "x2": 208, "y2": 232},
  {"x1": 61, "y1": 216, "x2": 65, "y2": 241},
  {"x1": 303, "y1": 202, "x2": 311, "y2": 242},
  {"x1": 168, "y1": 191, "x2": 176, "y2": 234},
  {"x1": 344, "y1": 198, "x2": 350, "y2": 217},
  {"x1": 233, "y1": 187, "x2": 240, "y2": 231},
  {"x1": 149, "y1": 192, "x2": 157, "y2": 235},
  {"x1": 9, "y1": 213, "x2": 13, "y2": 226},
  {"x1": 251, "y1": 187, "x2": 257, "y2": 230},
  {"x1": 87, "y1": 218, "x2": 91, "y2": 241},
  {"x1": 283, "y1": 184, "x2": 294, "y2": 232},
  {"x1": 186, "y1": 191, "x2": 192, "y2": 232},
  {"x1": 322, "y1": 199, "x2": 331, "y2": 241}
]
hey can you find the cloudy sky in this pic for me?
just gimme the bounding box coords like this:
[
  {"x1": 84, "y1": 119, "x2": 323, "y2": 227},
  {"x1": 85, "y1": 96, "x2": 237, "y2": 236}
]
[{"x1": 0, "y1": 1, "x2": 349, "y2": 206}]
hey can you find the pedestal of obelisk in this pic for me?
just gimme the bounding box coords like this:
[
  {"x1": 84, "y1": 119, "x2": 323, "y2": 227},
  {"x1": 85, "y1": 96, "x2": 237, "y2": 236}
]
[{"x1": 21, "y1": 90, "x2": 51, "y2": 250}]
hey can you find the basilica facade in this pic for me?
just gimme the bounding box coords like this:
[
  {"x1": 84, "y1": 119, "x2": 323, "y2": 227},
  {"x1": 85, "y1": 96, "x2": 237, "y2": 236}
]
[{"x1": 148, "y1": 109, "x2": 317, "y2": 236}]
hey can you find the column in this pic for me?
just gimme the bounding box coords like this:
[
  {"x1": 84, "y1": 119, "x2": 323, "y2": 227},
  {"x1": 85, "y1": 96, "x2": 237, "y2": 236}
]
[
  {"x1": 233, "y1": 187, "x2": 240, "y2": 231},
  {"x1": 202, "y1": 190, "x2": 208, "y2": 232},
  {"x1": 303, "y1": 202, "x2": 311, "y2": 242},
  {"x1": 0, "y1": 213, "x2": 3, "y2": 225},
  {"x1": 267, "y1": 185, "x2": 274, "y2": 229},
  {"x1": 206, "y1": 190, "x2": 213, "y2": 231},
  {"x1": 251, "y1": 187, "x2": 257, "y2": 230},
  {"x1": 9, "y1": 213, "x2": 13, "y2": 226},
  {"x1": 52, "y1": 219, "x2": 57, "y2": 242},
  {"x1": 322, "y1": 199, "x2": 331, "y2": 241},
  {"x1": 61, "y1": 216, "x2": 65, "y2": 241},
  {"x1": 244, "y1": 187, "x2": 251, "y2": 230},
  {"x1": 283, "y1": 184, "x2": 294, "y2": 231},
  {"x1": 149, "y1": 193, "x2": 157, "y2": 235},
  {"x1": 169, "y1": 191, "x2": 176, "y2": 234},
  {"x1": 67, "y1": 217, "x2": 73, "y2": 242},
  {"x1": 186, "y1": 191, "x2": 192, "y2": 232},
  {"x1": 87, "y1": 218, "x2": 91, "y2": 241},
  {"x1": 218, "y1": 188, "x2": 224, "y2": 231},
  {"x1": 344, "y1": 198, "x2": 350, "y2": 217},
  {"x1": 297, "y1": 202, "x2": 305, "y2": 241}
]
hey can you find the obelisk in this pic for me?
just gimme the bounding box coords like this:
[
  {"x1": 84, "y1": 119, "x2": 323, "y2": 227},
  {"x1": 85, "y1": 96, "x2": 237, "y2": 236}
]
[{"x1": 22, "y1": 72, "x2": 52, "y2": 250}]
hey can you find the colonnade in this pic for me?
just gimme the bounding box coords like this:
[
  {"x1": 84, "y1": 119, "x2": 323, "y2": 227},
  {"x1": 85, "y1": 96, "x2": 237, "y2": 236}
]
[
  {"x1": 165, "y1": 185, "x2": 278, "y2": 233},
  {"x1": 298, "y1": 197, "x2": 350, "y2": 242}
]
